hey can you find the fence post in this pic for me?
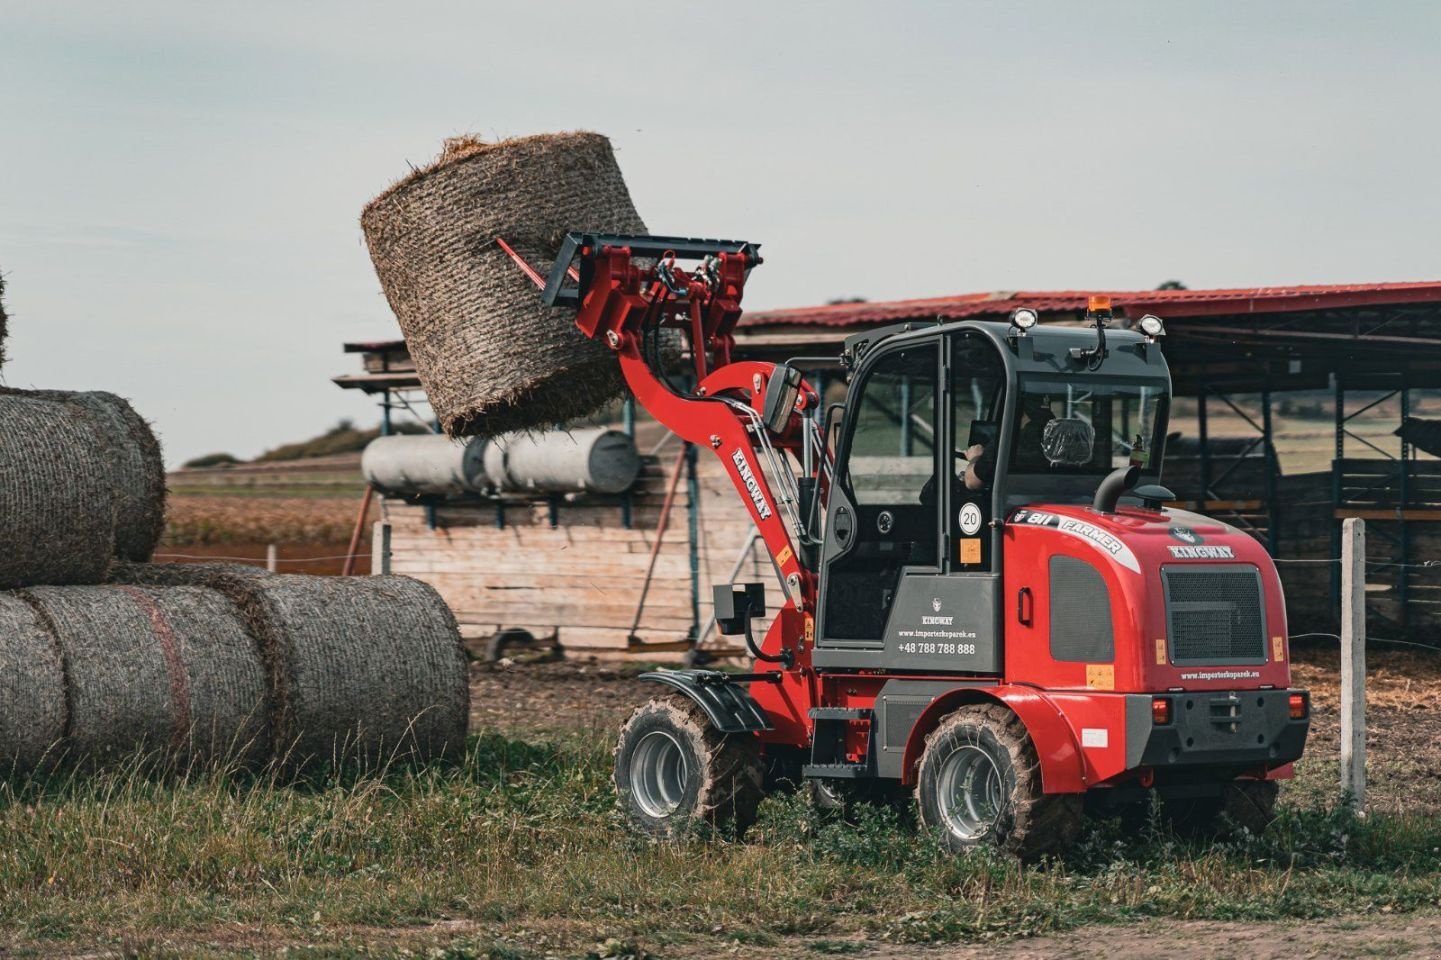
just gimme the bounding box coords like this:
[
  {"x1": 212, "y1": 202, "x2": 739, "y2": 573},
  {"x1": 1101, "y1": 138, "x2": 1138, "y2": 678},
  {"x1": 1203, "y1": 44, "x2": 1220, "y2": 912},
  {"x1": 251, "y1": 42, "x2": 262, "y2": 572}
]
[
  {"x1": 1340, "y1": 517, "x2": 1366, "y2": 813},
  {"x1": 372, "y1": 520, "x2": 392, "y2": 575},
  {"x1": 265, "y1": 543, "x2": 279, "y2": 573}
]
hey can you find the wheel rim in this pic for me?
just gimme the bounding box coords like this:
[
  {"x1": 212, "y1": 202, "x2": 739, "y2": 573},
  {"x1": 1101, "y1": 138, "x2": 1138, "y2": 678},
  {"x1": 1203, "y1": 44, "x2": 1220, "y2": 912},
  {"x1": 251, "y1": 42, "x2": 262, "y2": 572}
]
[
  {"x1": 935, "y1": 743, "x2": 1004, "y2": 841},
  {"x1": 630, "y1": 730, "x2": 689, "y2": 818}
]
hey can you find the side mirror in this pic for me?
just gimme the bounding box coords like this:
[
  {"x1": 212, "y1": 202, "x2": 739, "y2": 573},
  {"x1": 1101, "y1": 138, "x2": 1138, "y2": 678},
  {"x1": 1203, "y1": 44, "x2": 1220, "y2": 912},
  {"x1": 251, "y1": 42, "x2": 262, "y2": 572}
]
[{"x1": 762, "y1": 364, "x2": 802, "y2": 434}]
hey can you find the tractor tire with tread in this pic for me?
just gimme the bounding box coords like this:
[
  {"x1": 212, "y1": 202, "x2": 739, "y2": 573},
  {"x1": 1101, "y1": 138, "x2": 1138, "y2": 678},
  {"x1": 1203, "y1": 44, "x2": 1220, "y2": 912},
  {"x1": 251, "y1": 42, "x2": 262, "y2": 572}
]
[
  {"x1": 915, "y1": 703, "x2": 1083, "y2": 861},
  {"x1": 613, "y1": 692, "x2": 764, "y2": 838}
]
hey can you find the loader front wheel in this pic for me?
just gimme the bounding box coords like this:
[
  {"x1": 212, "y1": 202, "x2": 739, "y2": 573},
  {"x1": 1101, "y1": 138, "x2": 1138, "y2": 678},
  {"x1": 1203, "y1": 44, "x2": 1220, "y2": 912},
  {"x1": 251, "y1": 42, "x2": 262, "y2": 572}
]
[
  {"x1": 915, "y1": 704, "x2": 1082, "y2": 860},
  {"x1": 614, "y1": 693, "x2": 764, "y2": 839}
]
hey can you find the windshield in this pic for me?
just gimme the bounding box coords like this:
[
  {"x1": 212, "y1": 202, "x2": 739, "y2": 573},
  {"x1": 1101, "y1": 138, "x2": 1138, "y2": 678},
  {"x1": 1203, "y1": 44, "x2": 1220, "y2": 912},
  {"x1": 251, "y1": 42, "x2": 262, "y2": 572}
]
[{"x1": 1009, "y1": 377, "x2": 1168, "y2": 475}]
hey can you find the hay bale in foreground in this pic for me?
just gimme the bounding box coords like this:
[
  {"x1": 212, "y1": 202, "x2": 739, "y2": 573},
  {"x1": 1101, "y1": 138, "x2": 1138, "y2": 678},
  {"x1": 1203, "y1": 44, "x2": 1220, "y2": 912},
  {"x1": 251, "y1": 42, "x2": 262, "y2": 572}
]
[
  {"x1": 109, "y1": 561, "x2": 271, "y2": 587},
  {"x1": 0, "y1": 393, "x2": 118, "y2": 589},
  {"x1": 0, "y1": 390, "x2": 167, "y2": 586},
  {"x1": 361, "y1": 132, "x2": 647, "y2": 437},
  {"x1": 44, "y1": 391, "x2": 167, "y2": 561},
  {"x1": 19, "y1": 585, "x2": 269, "y2": 767},
  {"x1": 113, "y1": 566, "x2": 469, "y2": 769},
  {"x1": 0, "y1": 594, "x2": 66, "y2": 772}
]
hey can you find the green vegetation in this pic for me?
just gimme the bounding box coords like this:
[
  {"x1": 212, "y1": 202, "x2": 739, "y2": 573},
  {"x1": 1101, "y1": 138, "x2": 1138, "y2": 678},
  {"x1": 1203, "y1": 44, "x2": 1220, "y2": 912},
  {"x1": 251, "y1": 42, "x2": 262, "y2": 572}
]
[
  {"x1": 255, "y1": 419, "x2": 427, "y2": 463},
  {"x1": 1, "y1": 732, "x2": 1439, "y2": 957},
  {"x1": 181, "y1": 452, "x2": 242, "y2": 469}
]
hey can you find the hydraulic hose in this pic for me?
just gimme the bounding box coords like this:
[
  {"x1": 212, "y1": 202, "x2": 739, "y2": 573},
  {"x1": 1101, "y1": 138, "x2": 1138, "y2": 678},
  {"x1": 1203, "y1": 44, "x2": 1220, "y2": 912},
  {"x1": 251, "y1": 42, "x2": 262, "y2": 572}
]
[{"x1": 744, "y1": 615, "x2": 791, "y2": 667}]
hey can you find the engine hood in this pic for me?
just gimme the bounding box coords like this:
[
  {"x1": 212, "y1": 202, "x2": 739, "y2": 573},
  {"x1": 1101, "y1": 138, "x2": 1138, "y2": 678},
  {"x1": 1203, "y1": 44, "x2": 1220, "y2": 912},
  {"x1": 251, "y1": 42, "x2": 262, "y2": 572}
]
[{"x1": 1003, "y1": 502, "x2": 1291, "y2": 693}]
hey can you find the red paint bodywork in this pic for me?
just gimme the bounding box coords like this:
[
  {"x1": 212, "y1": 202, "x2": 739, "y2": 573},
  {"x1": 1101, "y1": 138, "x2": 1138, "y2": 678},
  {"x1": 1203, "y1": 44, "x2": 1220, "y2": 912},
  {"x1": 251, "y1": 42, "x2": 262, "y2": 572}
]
[{"x1": 562, "y1": 240, "x2": 1299, "y2": 797}]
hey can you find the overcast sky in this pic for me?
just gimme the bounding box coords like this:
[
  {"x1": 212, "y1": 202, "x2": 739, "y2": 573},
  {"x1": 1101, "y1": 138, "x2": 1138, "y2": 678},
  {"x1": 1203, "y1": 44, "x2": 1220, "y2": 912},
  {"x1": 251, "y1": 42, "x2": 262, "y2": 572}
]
[{"x1": 1, "y1": 1, "x2": 1437, "y2": 466}]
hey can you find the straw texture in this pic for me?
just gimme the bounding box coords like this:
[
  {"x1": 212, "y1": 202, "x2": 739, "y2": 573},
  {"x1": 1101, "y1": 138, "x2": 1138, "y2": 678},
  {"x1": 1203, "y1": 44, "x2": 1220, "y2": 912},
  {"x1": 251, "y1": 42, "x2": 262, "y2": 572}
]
[
  {"x1": 0, "y1": 270, "x2": 8, "y2": 368},
  {"x1": 0, "y1": 393, "x2": 117, "y2": 588},
  {"x1": 26, "y1": 390, "x2": 168, "y2": 562},
  {"x1": 361, "y1": 132, "x2": 646, "y2": 437},
  {"x1": 19, "y1": 584, "x2": 269, "y2": 767},
  {"x1": 112, "y1": 565, "x2": 469, "y2": 770},
  {"x1": 0, "y1": 594, "x2": 66, "y2": 772}
]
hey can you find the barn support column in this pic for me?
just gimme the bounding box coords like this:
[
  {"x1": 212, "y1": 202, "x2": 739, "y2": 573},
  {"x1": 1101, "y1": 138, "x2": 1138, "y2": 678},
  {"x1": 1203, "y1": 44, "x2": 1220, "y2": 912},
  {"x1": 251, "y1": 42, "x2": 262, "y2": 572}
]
[
  {"x1": 1262, "y1": 386, "x2": 1278, "y2": 554},
  {"x1": 1331, "y1": 375, "x2": 1345, "y2": 616},
  {"x1": 1399, "y1": 384, "x2": 1411, "y2": 626},
  {"x1": 1197, "y1": 387, "x2": 1211, "y2": 502}
]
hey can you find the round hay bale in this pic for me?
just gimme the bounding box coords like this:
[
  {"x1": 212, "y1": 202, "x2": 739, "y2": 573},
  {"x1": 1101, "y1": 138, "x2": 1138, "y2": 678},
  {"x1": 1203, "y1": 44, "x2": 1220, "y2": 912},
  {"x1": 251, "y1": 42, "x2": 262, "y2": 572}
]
[
  {"x1": 19, "y1": 584, "x2": 269, "y2": 768},
  {"x1": 247, "y1": 575, "x2": 469, "y2": 770},
  {"x1": 104, "y1": 565, "x2": 467, "y2": 770},
  {"x1": 108, "y1": 560, "x2": 271, "y2": 587},
  {"x1": 0, "y1": 393, "x2": 117, "y2": 589},
  {"x1": 56, "y1": 392, "x2": 167, "y2": 562},
  {"x1": 0, "y1": 594, "x2": 66, "y2": 772},
  {"x1": 361, "y1": 132, "x2": 647, "y2": 437}
]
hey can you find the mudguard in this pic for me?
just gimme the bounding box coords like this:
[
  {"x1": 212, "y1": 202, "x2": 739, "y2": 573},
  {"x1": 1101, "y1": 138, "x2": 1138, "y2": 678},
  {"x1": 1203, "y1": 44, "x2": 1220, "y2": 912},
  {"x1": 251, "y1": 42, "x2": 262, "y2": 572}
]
[
  {"x1": 899, "y1": 685, "x2": 1086, "y2": 793},
  {"x1": 638, "y1": 670, "x2": 774, "y2": 734}
]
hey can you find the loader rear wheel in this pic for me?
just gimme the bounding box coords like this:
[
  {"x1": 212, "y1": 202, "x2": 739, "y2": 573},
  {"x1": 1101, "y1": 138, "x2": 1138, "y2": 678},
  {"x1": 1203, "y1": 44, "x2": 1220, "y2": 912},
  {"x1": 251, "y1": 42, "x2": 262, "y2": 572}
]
[
  {"x1": 915, "y1": 704, "x2": 1082, "y2": 861},
  {"x1": 613, "y1": 692, "x2": 764, "y2": 839},
  {"x1": 1163, "y1": 780, "x2": 1279, "y2": 838}
]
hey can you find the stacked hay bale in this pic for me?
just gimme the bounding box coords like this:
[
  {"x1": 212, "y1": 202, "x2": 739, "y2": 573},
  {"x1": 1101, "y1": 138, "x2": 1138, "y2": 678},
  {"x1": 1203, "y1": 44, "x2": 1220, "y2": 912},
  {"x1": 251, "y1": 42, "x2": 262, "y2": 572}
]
[
  {"x1": 19, "y1": 584, "x2": 269, "y2": 768},
  {"x1": 361, "y1": 132, "x2": 647, "y2": 437},
  {"x1": 0, "y1": 595, "x2": 67, "y2": 772},
  {"x1": 110, "y1": 563, "x2": 469, "y2": 769},
  {"x1": 0, "y1": 264, "x2": 469, "y2": 780},
  {"x1": 0, "y1": 390, "x2": 167, "y2": 588}
]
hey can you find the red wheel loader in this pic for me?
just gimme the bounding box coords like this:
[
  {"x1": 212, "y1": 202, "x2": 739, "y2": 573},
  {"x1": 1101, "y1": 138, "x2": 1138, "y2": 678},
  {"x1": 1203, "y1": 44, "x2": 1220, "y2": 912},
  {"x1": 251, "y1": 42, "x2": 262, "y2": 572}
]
[{"x1": 529, "y1": 234, "x2": 1309, "y2": 858}]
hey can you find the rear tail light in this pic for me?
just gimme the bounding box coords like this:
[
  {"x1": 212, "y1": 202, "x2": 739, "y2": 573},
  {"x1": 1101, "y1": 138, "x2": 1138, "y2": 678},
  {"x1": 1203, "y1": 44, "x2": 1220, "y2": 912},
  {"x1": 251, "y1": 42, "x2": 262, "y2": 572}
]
[
  {"x1": 1288, "y1": 693, "x2": 1307, "y2": 720},
  {"x1": 1151, "y1": 697, "x2": 1172, "y2": 725}
]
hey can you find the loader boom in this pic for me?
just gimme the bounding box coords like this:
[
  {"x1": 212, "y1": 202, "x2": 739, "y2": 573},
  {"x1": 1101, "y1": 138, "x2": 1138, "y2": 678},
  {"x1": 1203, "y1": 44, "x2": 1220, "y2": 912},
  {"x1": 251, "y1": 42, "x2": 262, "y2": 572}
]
[{"x1": 541, "y1": 233, "x2": 822, "y2": 675}]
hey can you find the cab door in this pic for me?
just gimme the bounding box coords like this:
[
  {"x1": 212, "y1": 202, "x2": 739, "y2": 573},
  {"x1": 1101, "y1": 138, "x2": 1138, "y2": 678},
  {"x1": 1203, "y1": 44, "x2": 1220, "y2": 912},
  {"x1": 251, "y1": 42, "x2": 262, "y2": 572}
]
[{"x1": 815, "y1": 340, "x2": 942, "y2": 664}]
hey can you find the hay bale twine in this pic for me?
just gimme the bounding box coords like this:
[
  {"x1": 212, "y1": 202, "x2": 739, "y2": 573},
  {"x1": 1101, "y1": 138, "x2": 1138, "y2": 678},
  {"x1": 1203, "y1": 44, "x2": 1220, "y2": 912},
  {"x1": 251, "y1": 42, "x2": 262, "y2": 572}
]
[
  {"x1": 0, "y1": 393, "x2": 117, "y2": 588},
  {"x1": 108, "y1": 566, "x2": 469, "y2": 770},
  {"x1": 19, "y1": 585, "x2": 269, "y2": 768},
  {"x1": 361, "y1": 132, "x2": 647, "y2": 437},
  {"x1": 0, "y1": 594, "x2": 66, "y2": 772},
  {"x1": 62, "y1": 392, "x2": 167, "y2": 561}
]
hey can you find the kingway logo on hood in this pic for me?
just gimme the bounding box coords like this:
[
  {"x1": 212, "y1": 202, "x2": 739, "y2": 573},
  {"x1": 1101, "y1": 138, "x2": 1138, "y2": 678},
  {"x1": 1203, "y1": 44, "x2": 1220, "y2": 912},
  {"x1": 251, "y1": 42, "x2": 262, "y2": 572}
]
[
  {"x1": 731, "y1": 448, "x2": 773, "y2": 520},
  {"x1": 1012, "y1": 510, "x2": 1142, "y2": 573}
]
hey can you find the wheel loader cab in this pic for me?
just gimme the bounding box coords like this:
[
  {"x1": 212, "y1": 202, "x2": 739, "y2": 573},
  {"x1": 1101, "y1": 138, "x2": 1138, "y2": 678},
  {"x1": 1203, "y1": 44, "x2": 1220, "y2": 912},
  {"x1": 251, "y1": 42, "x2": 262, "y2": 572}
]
[{"x1": 814, "y1": 319, "x2": 1171, "y2": 675}]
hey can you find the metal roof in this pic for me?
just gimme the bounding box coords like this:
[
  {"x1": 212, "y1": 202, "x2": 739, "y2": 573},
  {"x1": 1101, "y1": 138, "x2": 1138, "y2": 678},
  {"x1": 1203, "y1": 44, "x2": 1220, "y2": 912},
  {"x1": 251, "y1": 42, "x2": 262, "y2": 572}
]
[{"x1": 739, "y1": 281, "x2": 1441, "y2": 329}]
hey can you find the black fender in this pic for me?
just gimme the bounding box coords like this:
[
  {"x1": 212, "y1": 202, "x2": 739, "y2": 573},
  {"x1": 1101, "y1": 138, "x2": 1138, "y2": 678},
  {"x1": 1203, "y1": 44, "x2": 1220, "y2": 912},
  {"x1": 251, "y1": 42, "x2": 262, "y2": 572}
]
[{"x1": 638, "y1": 670, "x2": 774, "y2": 734}]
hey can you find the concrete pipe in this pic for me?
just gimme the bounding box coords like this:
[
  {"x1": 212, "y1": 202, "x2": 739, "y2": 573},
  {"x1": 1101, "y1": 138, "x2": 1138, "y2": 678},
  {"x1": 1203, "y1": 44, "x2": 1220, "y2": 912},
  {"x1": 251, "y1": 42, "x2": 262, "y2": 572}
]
[
  {"x1": 481, "y1": 428, "x2": 640, "y2": 495},
  {"x1": 361, "y1": 434, "x2": 485, "y2": 497}
]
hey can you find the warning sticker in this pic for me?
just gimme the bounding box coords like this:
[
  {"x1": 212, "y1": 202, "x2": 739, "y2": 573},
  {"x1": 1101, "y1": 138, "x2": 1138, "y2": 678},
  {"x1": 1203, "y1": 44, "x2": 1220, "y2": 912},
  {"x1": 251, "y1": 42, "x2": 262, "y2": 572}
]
[{"x1": 1086, "y1": 664, "x2": 1115, "y2": 690}]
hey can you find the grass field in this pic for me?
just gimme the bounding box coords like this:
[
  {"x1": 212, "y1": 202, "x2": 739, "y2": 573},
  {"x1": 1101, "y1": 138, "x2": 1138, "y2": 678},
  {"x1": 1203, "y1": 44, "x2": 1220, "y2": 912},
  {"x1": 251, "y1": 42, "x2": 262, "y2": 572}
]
[{"x1": 4, "y1": 652, "x2": 1441, "y2": 959}]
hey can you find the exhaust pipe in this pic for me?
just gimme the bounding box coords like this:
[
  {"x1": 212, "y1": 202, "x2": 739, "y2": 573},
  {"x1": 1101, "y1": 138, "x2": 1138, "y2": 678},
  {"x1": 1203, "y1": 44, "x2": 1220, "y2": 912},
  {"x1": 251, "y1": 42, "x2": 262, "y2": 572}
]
[{"x1": 1093, "y1": 465, "x2": 1139, "y2": 514}]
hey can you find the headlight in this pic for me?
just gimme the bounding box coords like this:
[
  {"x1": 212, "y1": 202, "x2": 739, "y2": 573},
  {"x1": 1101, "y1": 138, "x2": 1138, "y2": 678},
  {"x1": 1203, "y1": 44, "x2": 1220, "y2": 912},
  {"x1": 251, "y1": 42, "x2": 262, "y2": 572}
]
[{"x1": 1010, "y1": 307, "x2": 1039, "y2": 333}]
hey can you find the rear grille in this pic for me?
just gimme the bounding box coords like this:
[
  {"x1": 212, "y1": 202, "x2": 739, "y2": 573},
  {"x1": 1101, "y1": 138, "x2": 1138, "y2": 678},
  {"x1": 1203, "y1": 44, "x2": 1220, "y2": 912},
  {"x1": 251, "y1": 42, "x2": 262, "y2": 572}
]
[{"x1": 1163, "y1": 565, "x2": 1266, "y2": 664}]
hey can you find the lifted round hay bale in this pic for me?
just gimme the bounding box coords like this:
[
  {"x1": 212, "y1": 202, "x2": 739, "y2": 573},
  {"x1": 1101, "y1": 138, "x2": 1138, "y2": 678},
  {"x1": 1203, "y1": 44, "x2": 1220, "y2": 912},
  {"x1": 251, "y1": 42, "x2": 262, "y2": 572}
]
[
  {"x1": 361, "y1": 132, "x2": 647, "y2": 437},
  {"x1": 0, "y1": 594, "x2": 66, "y2": 772},
  {"x1": 18, "y1": 584, "x2": 269, "y2": 768},
  {"x1": 112, "y1": 565, "x2": 469, "y2": 771}
]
